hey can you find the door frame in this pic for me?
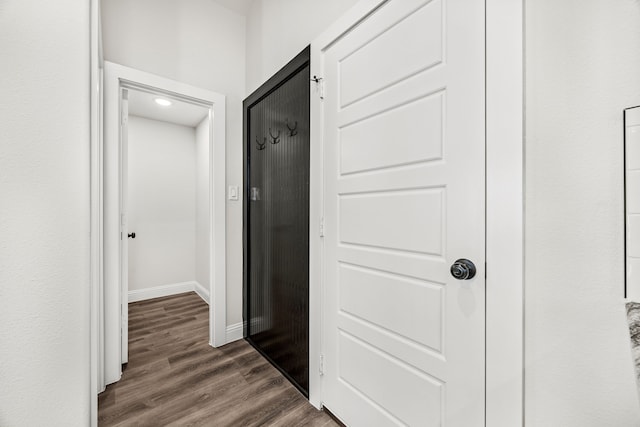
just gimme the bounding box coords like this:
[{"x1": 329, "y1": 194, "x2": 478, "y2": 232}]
[
  {"x1": 100, "y1": 62, "x2": 227, "y2": 386},
  {"x1": 308, "y1": 1, "x2": 524, "y2": 425},
  {"x1": 89, "y1": 0, "x2": 102, "y2": 423}
]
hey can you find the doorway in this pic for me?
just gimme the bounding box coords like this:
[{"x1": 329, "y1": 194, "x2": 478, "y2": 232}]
[
  {"x1": 101, "y1": 62, "x2": 227, "y2": 388},
  {"x1": 121, "y1": 87, "x2": 211, "y2": 363}
]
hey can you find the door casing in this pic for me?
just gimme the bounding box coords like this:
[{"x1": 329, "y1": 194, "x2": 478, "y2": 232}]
[
  {"x1": 100, "y1": 62, "x2": 228, "y2": 387},
  {"x1": 308, "y1": 0, "x2": 524, "y2": 425}
]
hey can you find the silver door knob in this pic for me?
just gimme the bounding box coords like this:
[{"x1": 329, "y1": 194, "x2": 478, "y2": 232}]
[{"x1": 450, "y1": 259, "x2": 476, "y2": 280}]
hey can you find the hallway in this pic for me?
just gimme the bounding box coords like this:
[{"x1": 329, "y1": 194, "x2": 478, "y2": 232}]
[{"x1": 98, "y1": 293, "x2": 337, "y2": 426}]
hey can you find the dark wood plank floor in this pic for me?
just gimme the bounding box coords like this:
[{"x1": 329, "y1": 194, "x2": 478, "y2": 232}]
[{"x1": 98, "y1": 292, "x2": 338, "y2": 427}]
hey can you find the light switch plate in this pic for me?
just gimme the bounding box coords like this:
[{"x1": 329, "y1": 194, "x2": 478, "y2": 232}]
[{"x1": 228, "y1": 185, "x2": 239, "y2": 201}]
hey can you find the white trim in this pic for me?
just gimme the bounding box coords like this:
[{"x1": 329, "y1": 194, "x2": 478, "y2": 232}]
[
  {"x1": 127, "y1": 281, "x2": 199, "y2": 303},
  {"x1": 102, "y1": 62, "x2": 227, "y2": 387},
  {"x1": 308, "y1": 46, "x2": 325, "y2": 412},
  {"x1": 486, "y1": 0, "x2": 524, "y2": 425},
  {"x1": 208, "y1": 102, "x2": 227, "y2": 348},
  {"x1": 310, "y1": 0, "x2": 525, "y2": 423},
  {"x1": 309, "y1": 1, "x2": 388, "y2": 410},
  {"x1": 194, "y1": 281, "x2": 210, "y2": 304},
  {"x1": 225, "y1": 322, "x2": 244, "y2": 343},
  {"x1": 120, "y1": 90, "x2": 130, "y2": 364},
  {"x1": 309, "y1": 0, "x2": 389, "y2": 410},
  {"x1": 89, "y1": 0, "x2": 103, "y2": 425}
]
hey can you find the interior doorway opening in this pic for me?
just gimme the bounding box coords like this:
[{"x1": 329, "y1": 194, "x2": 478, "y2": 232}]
[
  {"x1": 100, "y1": 62, "x2": 227, "y2": 390},
  {"x1": 120, "y1": 85, "x2": 212, "y2": 363}
]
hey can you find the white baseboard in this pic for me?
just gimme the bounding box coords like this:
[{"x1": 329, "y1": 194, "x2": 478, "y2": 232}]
[
  {"x1": 226, "y1": 322, "x2": 244, "y2": 343},
  {"x1": 194, "y1": 281, "x2": 210, "y2": 304},
  {"x1": 128, "y1": 281, "x2": 209, "y2": 304}
]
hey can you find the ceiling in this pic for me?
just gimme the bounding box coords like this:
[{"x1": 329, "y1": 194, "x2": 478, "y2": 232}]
[
  {"x1": 210, "y1": 0, "x2": 254, "y2": 16},
  {"x1": 127, "y1": 89, "x2": 210, "y2": 128},
  {"x1": 124, "y1": 1, "x2": 251, "y2": 126}
]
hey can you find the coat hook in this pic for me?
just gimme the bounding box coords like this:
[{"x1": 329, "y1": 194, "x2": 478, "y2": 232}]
[
  {"x1": 286, "y1": 119, "x2": 298, "y2": 137},
  {"x1": 269, "y1": 128, "x2": 281, "y2": 144},
  {"x1": 256, "y1": 136, "x2": 266, "y2": 151}
]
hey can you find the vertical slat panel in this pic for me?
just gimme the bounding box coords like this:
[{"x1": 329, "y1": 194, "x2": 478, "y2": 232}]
[{"x1": 245, "y1": 54, "x2": 310, "y2": 395}]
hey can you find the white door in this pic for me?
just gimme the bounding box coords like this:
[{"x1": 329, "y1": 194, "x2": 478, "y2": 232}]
[
  {"x1": 321, "y1": 0, "x2": 485, "y2": 425},
  {"x1": 120, "y1": 88, "x2": 129, "y2": 364}
]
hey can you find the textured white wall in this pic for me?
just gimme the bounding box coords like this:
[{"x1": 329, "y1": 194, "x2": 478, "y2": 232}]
[
  {"x1": 0, "y1": 0, "x2": 91, "y2": 425},
  {"x1": 127, "y1": 116, "x2": 197, "y2": 291},
  {"x1": 102, "y1": 0, "x2": 245, "y2": 324},
  {"x1": 525, "y1": 0, "x2": 640, "y2": 424},
  {"x1": 245, "y1": 0, "x2": 360, "y2": 94},
  {"x1": 195, "y1": 117, "x2": 210, "y2": 290}
]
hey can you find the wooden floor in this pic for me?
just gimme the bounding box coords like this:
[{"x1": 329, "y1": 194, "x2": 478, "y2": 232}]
[{"x1": 98, "y1": 292, "x2": 338, "y2": 427}]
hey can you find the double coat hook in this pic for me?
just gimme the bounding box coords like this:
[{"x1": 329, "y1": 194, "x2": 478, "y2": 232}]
[
  {"x1": 286, "y1": 119, "x2": 298, "y2": 137},
  {"x1": 269, "y1": 128, "x2": 281, "y2": 144},
  {"x1": 256, "y1": 118, "x2": 300, "y2": 151}
]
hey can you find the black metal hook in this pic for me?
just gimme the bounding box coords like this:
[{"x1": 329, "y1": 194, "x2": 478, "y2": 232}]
[
  {"x1": 286, "y1": 119, "x2": 298, "y2": 137},
  {"x1": 269, "y1": 128, "x2": 281, "y2": 144},
  {"x1": 256, "y1": 136, "x2": 266, "y2": 151}
]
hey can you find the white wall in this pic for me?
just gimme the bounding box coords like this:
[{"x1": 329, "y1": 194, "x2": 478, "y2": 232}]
[
  {"x1": 0, "y1": 0, "x2": 91, "y2": 425},
  {"x1": 525, "y1": 0, "x2": 640, "y2": 425},
  {"x1": 195, "y1": 117, "x2": 210, "y2": 290},
  {"x1": 245, "y1": 0, "x2": 360, "y2": 94},
  {"x1": 101, "y1": 0, "x2": 245, "y2": 325},
  {"x1": 103, "y1": 0, "x2": 363, "y2": 329},
  {"x1": 127, "y1": 116, "x2": 197, "y2": 291}
]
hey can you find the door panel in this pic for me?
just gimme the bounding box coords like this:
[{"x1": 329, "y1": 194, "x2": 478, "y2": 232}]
[
  {"x1": 339, "y1": 92, "x2": 444, "y2": 175},
  {"x1": 339, "y1": 0, "x2": 443, "y2": 108},
  {"x1": 340, "y1": 189, "x2": 444, "y2": 254},
  {"x1": 322, "y1": 0, "x2": 485, "y2": 425},
  {"x1": 244, "y1": 49, "x2": 311, "y2": 395},
  {"x1": 120, "y1": 89, "x2": 129, "y2": 364},
  {"x1": 339, "y1": 331, "x2": 443, "y2": 427},
  {"x1": 338, "y1": 263, "x2": 444, "y2": 352}
]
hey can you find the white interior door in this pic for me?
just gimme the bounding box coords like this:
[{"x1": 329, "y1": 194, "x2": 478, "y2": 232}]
[
  {"x1": 321, "y1": 0, "x2": 485, "y2": 425},
  {"x1": 120, "y1": 88, "x2": 129, "y2": 364}
]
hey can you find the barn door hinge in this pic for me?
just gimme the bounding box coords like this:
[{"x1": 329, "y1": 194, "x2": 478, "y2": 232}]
[
  {"x1": 319, "y1": 217, "x2": 325, "y2": 237},
  {"x1": 319, "y1": 354, "x2": 325, "y2": 376},
  {"x1": 311, "y1": 75, "x2": 324, "y2": 100}
]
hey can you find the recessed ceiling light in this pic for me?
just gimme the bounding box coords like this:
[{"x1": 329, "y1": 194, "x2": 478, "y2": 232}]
[{"x1": 154, "y1": 98, "x2": 172, "y2": 107}]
